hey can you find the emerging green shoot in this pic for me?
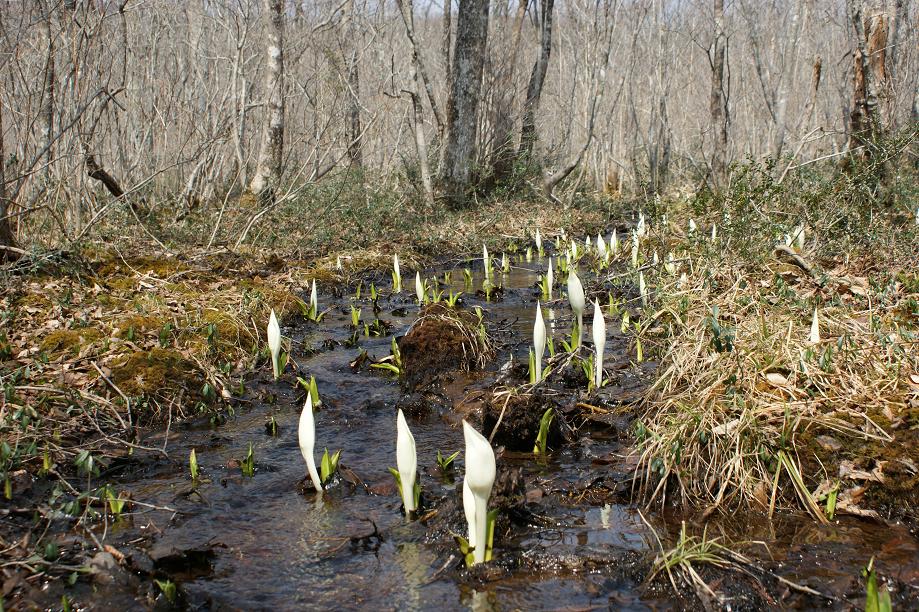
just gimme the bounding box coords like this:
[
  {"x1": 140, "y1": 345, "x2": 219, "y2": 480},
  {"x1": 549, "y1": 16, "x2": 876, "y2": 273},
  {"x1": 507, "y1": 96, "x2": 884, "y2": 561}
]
[
  {"x1": 862, "y1": 557, "x2": 892, "y2": 612},
  {"x1": 533, "y1": 407, "x2": 555, "y2": 455},
  {"x1": 189, "y1": 449, "x2": 199, "y2": 479},
  {"x1": 436, "y1": 449, "x2": 460, "y2": 473},
  {"x1": 371, "y1": 337, "x2": 403, "y2": 377},
  {"x1": 445, "y1": 290, "x2": 462, "y2": 307},
  {"x1": 241, "y1": 443, "x2": 255, "y2": 477},
  {"x1": 350, "y1": 304, "x2": 361, "y2": 327},
  {"x1": 320, "y1": 448, "x2": 341, "y2": 485},
  {"x1": 155, "y1": 579, "x2": 177, "y2": 604}
]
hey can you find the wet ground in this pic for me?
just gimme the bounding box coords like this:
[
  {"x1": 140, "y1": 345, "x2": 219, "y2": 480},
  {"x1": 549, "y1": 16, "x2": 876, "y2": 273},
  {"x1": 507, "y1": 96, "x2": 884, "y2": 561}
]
[{"x1": 17, "y1": 254, "x2": 919, "y2": 610}]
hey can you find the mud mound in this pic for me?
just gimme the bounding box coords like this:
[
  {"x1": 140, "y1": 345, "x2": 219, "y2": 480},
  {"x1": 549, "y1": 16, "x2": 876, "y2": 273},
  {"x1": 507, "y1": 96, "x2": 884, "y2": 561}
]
[
  {"x1": 482, "y1": 389, "x2": 567, "y2": 452},
  {"x1": 399, "y1": 303, "x2": 494, "y2": 391}
]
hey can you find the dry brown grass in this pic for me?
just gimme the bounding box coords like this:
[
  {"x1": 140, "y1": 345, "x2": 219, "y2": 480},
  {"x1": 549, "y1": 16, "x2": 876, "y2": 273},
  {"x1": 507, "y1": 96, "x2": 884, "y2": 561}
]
[{"x1": 634, "y1": 226, "x2": 919, "y2": 520}]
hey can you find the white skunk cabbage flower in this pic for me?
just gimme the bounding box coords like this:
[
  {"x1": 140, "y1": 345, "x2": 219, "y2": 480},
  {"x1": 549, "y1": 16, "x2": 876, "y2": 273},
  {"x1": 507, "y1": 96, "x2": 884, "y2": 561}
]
[
  {"x1": 267, "y1": 309, "x2": 281, "y2": 379},
  {"x1": 501, "y1": 252, "x2": 508, "y2": 273},
  {"x1": 794, "y1": 225, "x2": 805, "y2": 251},
  {"x1": 630, "y1": 231, "x2": 639, "y2": 268},
  {"x1": 596, "y1": 234, "x2": 606, "y2": 258},
  {"x1": 688, "y1": 219, "x2": 697, "y2": 234},
  {"x1": 462, "y1": 479, "x2": 477, "y2": 550},
  {"x1": 533, "y1": 301, "x2": 547, "y2": 383},
  {"x1": 483, "y1": 245, "x2": 491, "y2": 280},
  {"x1": 678, "y1": 272, "x2": 688, "y2": 289},
  {"x1": 585, "y1": 236, "x2": 591, "y2": 250},
  {"x1": 546, "y1": 259, "x2": 554, "y2": 300},
  {"x1": 809, "y1": 309, "x2": 820, "y2": 344},
  {"x1": 310, "y1": 280, "x2": 318, "y2": 315},
  {"x1": 415, "y1": 271, "x2": 424, "y2": 305},
  {"x1": 396, "y1": 409, "x2": 417, "y2": 513},
  {"x1": 336, "y1": 256, "x2": 343, "y2": 271},
  {"x1": 665, "y1": 252, "x2": 676, "y2": 275},
  {"x1": 462, "y1": 421, "x2": 496, "y2": 565},
  {"x1": 639, "y1": 271, "x2": 647, "y2": 306},
  {"x1": 637, "y1": 211, "x2": 646, "y2": 237},
  {"x1": 299, "y1": 395, "x2": 323, "y2": 492},
  {"x1": 567, "y1": 268, "x2": 586, "y2": 347},
  {"x1": 393, "y1": 255, "x2": 402, "y2": 292},
  {"x1": 535, "y1": 229, "x2": 542, "y2": 254},
  {"x1": 592, "y1": 299, "x2": 605, "y2": 389},
  {"x1": 915, "y1": 207, "x2": 919, "y2": 225},
  {"x1": 570, "y1": 240, "x2": 578, "y2": 260},
  {"x1": 711, "y1": 224, "x2": 717, "y2": 242}
]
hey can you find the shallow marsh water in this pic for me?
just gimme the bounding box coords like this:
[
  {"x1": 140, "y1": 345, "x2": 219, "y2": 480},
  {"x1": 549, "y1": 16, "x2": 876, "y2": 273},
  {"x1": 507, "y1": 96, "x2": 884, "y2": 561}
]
[{"x1": 85, "y1": 256, "x2": 918, "y2": 610}]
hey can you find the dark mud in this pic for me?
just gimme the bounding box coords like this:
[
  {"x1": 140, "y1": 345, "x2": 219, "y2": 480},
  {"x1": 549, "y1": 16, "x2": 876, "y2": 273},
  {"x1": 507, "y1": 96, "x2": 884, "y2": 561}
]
[{"x1": 4, "y1": 254, "x2": 919, "y2": 610}]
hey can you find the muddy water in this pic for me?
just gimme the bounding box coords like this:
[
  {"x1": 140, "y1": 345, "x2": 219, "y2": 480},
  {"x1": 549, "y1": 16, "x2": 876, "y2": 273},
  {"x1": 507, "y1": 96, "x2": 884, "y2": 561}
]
[{"x1": 113, "y1": 257, "x2": 918, "y2": 610}]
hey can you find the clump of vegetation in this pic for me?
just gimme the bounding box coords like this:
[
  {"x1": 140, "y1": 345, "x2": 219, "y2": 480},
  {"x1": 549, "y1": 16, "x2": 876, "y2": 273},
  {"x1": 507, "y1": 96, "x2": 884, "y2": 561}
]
[{"x1": 634, "y1": 155, "x2": 919, "y2": 521}]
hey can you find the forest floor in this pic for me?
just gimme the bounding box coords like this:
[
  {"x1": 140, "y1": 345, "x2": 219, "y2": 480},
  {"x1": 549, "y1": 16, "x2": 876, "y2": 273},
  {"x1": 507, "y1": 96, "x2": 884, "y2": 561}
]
[{"x1": 1, "y1": 165, "x2": 918, "y2": 609}]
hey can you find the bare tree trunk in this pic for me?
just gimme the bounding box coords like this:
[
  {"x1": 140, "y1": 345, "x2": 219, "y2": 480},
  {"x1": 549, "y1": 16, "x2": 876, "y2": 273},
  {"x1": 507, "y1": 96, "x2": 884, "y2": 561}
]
[
  {"x1": 709, "y1": 0, "x2": 729, "y2": 187},
  {"x1": 440, "y1": 0, "x2": 490, "y2": 206},
  {"x1": 488, "y1": 0, "x2": 528, "y2": 186},
  {"x1": 40, "y1": 1, "x2": 55, "y2": 168},
  {"x1": 846, "y1": 0, "x2": 885, "y2": 161},
  {"x1": 442, "y1": 0, "x2": 453, "y2": 108},
  {"x1": 772, "y1": 1, "x2": 806, "y2": 161},
  {"x1": 249, "y1": 0, "x2": 285, "y2": 200},
  {"x1": 407, "y1": 62, "x2": 435, "y2": 206},
  {"x1": 518, "y1": 0, "x2": 554, "y2": 164},
  {"x1": 396, "y1": 0, "x2": 445, "y2": 140},
  {"x1": 345, "y1": 0, "x2": 363, "y2": 172},
  {"x1": 0, "y1": 102, "x2": 18, "y2": 261}
]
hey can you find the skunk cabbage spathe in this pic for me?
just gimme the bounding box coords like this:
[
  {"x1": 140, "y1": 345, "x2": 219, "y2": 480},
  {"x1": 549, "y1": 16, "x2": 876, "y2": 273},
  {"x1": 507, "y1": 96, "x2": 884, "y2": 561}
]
[
  {"x1": 393, "y1": 255, "x2": 402, "y2": 292},
  {"x1": 267, "y1": 309, "x2": 282, "y2": 379},
  {"x1": 415, "y1": 271, "x2": 424, "y2": 305},
  {"x1": 592, "y1": 299, "x2": 605, "y2": 389},
  {"x1": 310, "y1": 280, "x2": 318, "y2": 313},
  {"x1": 567, "y1": 268, "x2": 586, "y2": 348},
  {"x1": 546, "y1": 259, "x2": 554, "y2": 300},
  {"x1": 462, "y1": 421, "x2": 496, "y2": 565},
  {"x1": 396, "y1": 409, "x2": 418, "y2": 513},
  {"x1": 809, "y1": 309, "x2": 820, "y2": 344},
  {"x1": 462, "y1": 479, "x2": 477, "y2": 550},
  {"x1": 533, "y1": 301, "x2": 547, "y2": 383},
  {"x1": 299, "y1": 395, "x2": 323, "y2": 492}
]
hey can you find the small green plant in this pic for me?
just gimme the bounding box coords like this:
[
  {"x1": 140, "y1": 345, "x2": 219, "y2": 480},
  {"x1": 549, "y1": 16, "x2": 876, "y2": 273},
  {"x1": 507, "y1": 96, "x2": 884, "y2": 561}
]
[
  {"x1": 320, "y1": 448, "x2": 341, "y2": 484},
  {"x1": 154, "y1": 579, "x2": 177, "y2": 604},
  {"x1": 533, "y1": 407, "x2": 555, "y2": 455},
  {"x1": 350, "y1": 304, "x2": 361, "y2": 327},
  {"x1": 241, "y1": 443, "x2": 255, "y2": 477},
  {"x1": 445, "y1": 290, "x2": 462, "y2": 307},
  {"x1": 436, "y1": 449, "x2": 459, "y2": 473},
  {"x1": 189, "y1": 449, "x2": 199, "y2": 479},
  {"x1": 463, "y1": 268, "x2": 473, "y2": 289},
  {"x1": 539, "y1": 274, "x2": 551, "y2": 300},
  {"x1": 705, "y1": 305, "x2": 735, "y2": 353},
  {"x1": 370, "y1": 337, "x2": 403, "y2": 377},
  {"x1": 862, "y1": 558, "x2": 892, "y2": 612},
  {"x1": 99, "y1": 484, "x2": 127, "y2": 516},
  {"x1": 158, "y1": 322, "x2": 172, "y2": 348},
  {"x1": 265, "y1": 416, "x2": 279, "y2": 436}
]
